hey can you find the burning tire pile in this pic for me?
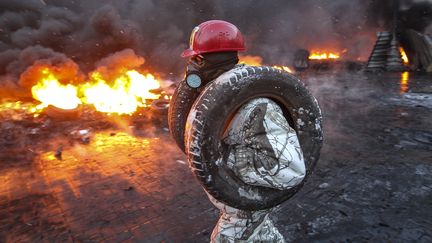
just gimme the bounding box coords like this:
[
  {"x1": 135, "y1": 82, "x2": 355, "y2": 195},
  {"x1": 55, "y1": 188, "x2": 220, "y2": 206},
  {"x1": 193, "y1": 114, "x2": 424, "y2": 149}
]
[
  {"x1": 0, "y1": 50, "x2": 175, "y2": 151},
  {"x1": 0, "y1": 90, "x2": 173, "y2": 164}
]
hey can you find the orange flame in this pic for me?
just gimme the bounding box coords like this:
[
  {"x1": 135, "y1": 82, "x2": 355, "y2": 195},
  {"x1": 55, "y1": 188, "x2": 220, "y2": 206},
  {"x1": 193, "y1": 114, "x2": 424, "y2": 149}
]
[
  {"x1": 30, "y1": 67, "x2": 161, "y2": 114},
  {"x1": 29, "y1": 53, "x2": 297, "y2": 115},
  {"x1": 400, "y1": 47, "x2": 409, "y2": 64},
  {"x1": 31, "y1": 68, "x2": 81, "y2": 110},
  {"x1": 82, "y1": 70, "x2": 160, "y2": 114},
  {"x1": 400, "y1": 71, "x2": 409, "y2": 94},
  {"x1": 308, "y1": 51, "x2": 340, "y2": 60},
  {"x1": 0, "y1": 101, "x2": 41, "y2": 117},
  {"x1": 239, "y1": 55, "x2": 263, "y2": 66}
]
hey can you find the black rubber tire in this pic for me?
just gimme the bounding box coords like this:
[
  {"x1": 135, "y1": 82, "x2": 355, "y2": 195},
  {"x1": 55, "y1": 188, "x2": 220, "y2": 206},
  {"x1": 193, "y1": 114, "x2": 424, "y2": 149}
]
[
  {"x1": 168, "y1": 80, "x2": 200, "y2": 153},
  {"x1": 185, "y1": 66, "x2": 323, "y2": 210}
]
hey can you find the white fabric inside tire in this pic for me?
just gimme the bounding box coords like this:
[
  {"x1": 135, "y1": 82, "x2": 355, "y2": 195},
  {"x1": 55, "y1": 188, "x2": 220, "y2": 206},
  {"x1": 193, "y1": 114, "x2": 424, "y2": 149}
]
[{"x1": 223, "y1": 98, "x2": 306, "y2": 190}]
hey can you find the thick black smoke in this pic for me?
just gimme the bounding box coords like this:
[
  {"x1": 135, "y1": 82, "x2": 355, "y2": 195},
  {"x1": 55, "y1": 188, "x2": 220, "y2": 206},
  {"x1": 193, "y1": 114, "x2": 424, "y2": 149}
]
[
  {"x1": 0, "y1": 0, "x2": 431, "y2": 97},
  {"x1": 366, "y1": 0, "x2": 432, "y2": 32}
]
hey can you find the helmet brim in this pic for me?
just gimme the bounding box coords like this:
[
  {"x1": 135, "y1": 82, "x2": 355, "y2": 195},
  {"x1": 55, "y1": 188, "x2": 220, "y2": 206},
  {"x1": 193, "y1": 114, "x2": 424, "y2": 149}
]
[{"x1": 181, "y1": 49, "x2": 197, "y2": 58}]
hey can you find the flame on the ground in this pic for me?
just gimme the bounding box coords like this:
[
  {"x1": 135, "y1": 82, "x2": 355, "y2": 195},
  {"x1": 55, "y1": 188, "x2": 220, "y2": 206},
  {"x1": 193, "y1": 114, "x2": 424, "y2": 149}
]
[
  {"x1": 308, "y1": 51, "x2": 340, "y2": 60},
  {"x1": 29, "y1": 54, "x2": 294, "y2": 114},
  {"x1": 82, "y1": 70, "x2": 160, "y2": 115},
  {"x1": 400, "y1": 71, "x2": 409, "y2": 94},
  {"x1": 0, "y1": 101, "x2": 39, "y2": 116},
  {"x1": 29, "y1": 67, "x2": 161, "y2": 115},
  {"x1": 239, "y1": 55, "x2": 263, "y2": 66},
  {"x1": 400, "y1": 47, "x2": 409, "y2": 64},
  {"x1": 31, "y1": 68, "x2": 81, "y2": 110},
  {"x1": 239, "y1": 55, "x2": 293, "y2": 73}
]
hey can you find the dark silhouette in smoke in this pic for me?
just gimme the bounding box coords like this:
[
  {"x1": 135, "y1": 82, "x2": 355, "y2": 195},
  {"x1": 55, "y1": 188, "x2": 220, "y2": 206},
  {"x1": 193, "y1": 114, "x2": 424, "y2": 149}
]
[
  {"x1": 0, "y1": 0, "x2": 430, "y2": 98},
  {"x1": 366, "y1": 0, "x2": 432, "y2": 32},
  {"x1": 399, "y1": 2, "x2": 432, "y2": 32}
]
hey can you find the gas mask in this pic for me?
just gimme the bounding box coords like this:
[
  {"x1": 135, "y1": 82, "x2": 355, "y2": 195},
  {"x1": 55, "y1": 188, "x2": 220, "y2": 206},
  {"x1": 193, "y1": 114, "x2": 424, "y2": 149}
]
[{"x1": 185, "y1": 52, "x2": 239, "y2": 89}]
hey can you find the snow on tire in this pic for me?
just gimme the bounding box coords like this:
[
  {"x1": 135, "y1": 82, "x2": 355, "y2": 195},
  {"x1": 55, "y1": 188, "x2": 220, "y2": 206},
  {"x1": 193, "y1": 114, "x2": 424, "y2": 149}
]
[
  {"x1": 185, "y1": 65, "x2": 323, "y2": 210},
  {"x1": 168, "y1": 80, "x2": 200, "y2": 153}
]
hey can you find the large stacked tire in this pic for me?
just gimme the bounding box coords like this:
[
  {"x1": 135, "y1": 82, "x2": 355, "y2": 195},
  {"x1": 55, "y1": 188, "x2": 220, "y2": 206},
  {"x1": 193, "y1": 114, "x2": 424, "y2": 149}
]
[{"x1": 169, "y1": 65, "x2": 323, "y2": 210}]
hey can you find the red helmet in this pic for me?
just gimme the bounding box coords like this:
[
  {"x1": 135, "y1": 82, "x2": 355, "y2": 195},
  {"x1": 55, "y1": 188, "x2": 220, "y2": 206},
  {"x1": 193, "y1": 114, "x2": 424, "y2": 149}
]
[{"x1": 181, "y1": 20, "x2": 246, "y2": 58}]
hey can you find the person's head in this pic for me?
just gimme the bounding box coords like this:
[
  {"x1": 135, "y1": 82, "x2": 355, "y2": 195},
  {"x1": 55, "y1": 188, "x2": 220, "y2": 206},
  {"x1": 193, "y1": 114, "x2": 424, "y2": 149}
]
[{"x1": 182, "y1": 20, "x2": 246, "y2": 88}]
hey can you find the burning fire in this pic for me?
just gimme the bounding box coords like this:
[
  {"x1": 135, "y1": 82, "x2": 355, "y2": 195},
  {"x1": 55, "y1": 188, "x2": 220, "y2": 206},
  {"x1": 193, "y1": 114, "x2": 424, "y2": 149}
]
[
  {"x1": 30, "y1": 67, "x2": 161, "y2": 115},
  {"x1": 308, "y1": 51, "x2": 340, "y2": 60},
  {"x1": 400, "y1": 71, "x2": 409, "y2": 94},
  {"x1": 82, "y1": 70, "x2": 160, "y2": 114},
  {"x1": 239, "y1": 55, "x2": 293, "y2": 73},
  {"x1": 239, "y1": 55, "x2": 263, "y2": 66},
  {"x1": 23, "y1": 53, "x2": 295, "y2": 115},
  {"x1": 399, "y1": 47, "x2": 409, "y2": 64},
  {"x1": 31, "y1": 68, "x2": 81, "y2": 110}
]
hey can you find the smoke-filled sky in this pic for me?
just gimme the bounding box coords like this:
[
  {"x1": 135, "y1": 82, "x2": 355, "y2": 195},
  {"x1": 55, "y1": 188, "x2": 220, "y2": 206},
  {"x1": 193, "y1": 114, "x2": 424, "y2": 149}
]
[{"x1": 0, "y1": 0, "x2": 431, "y2": 97}]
